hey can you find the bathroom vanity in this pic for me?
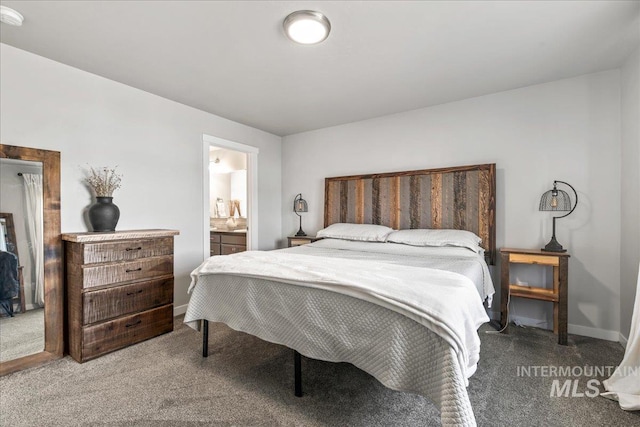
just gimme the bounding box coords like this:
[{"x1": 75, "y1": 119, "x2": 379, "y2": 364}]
[{"x1": 210, "y1": 230, "x2": 246, "y2": 256}]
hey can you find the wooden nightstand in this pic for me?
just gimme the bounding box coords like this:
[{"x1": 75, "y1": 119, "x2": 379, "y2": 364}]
[
  {"x1": 287, "y1": 236, "x2": 318, "y2": 247},
  {"x1": 500, "y1": 248, "x2": 570, "y2": 345}
]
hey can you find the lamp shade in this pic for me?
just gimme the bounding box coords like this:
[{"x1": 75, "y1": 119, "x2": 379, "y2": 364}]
[
  {"x1": 539, "y1": 185, "x2": 572, "y2": 212},
  {"x1": 294, "y1": 195, "x2": 308, "y2": 213},
  {"x1": 539, "y1": 180, "x2": 578, "y2": 252}
]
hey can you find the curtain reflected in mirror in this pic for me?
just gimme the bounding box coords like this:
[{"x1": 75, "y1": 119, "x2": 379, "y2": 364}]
[{"x1": 0, "y1": 158, "x2": 44, "y2": 363}]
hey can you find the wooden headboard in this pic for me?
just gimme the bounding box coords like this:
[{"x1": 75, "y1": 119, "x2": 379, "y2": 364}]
[{"x1": 324, "y1": 163, "x2": 496, "y2": 264}]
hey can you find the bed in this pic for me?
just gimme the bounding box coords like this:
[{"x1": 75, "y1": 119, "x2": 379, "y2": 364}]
[{"x1": 185, "y1": 163, "x2": 496, "y2": 427}]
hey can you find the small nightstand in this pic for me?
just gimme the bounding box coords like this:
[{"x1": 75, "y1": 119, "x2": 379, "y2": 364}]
[
  {"x1": 500, "y1": 248, "x2": 570, "y2": 345},
  {"x1": 287, "y1": 236, "x2": 318, "y2": 247}
]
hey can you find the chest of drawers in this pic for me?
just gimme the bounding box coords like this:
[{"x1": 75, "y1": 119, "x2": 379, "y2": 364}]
[{"x1": 63, "y1": 229, "x2": 179, "y2": 362}]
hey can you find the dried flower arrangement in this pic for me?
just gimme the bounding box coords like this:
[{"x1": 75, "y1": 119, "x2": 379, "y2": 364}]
[{"x1": 85, "y1": 166, "x2": 122, "y2": 197}]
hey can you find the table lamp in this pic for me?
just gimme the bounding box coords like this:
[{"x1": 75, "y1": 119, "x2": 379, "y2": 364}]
[
  {"x1": 539, "y1": 180, "x2": 578, "y2": 252},
  {"x1": 293, "y1": 193, "x2": 308, "y2": 236}
]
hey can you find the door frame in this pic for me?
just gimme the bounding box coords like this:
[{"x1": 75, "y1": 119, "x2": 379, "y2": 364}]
[{"x1": 202, "y1": 134, "x2": 259, "y2": 260}]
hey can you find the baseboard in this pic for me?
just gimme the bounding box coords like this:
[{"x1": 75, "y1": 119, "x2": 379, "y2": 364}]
[
  {"x1": 173, "y1": 304, "x2": 188, "y2": 317},
  {"x1": 488, "y1": 310, "x2": 551, "y2": 329},
  {"x1": 567, "y1": 323, "x2": 620, "y2": 342},
  {"x1": 619, "y1": 332, "x2": 628, "y2": 349},
  {"x1": 488, "y1": 310, "x2": 620, "y2": 342}
]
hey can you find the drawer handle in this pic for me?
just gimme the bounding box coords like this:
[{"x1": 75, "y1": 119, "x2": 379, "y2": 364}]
[
  {"x1": 126, "y1": 246, "x2": 142, "y2": 251},
  {"x1": 126, "y1": 290, "x2": 144, "y2": 296},
  {"x1": 126, "y1": 267, "x2": 142, "y2": 273},
  {"x1": 126, "y1": 320, "x2": 142, "y2": 328}
]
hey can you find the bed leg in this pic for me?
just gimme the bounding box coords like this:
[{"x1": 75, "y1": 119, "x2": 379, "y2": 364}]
[
  {"x1": 202, "y1": 319, "x2": 209, "y2": 358},
  {"x1": 294, "y1": 350, "x2": 302, "y2": 397}
]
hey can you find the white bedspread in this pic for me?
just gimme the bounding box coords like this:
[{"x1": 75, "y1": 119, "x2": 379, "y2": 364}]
[
  {"x1": 188, "y1": 250, "x2": 488, "y2": 381},
  {"x1": 288, "y1": 238, "x2": 494, "y2": 304},
  {"x1": 185, "y1": 242, "x2": 493, "y2": 426}
]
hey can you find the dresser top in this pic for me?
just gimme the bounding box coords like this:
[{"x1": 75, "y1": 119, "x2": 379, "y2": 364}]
[{"x1": 62, "y1": 229, "x2": 180, "y2": 242}]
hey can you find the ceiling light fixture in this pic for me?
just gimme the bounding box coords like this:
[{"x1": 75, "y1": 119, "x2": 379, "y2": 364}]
[
  {"x1": 0, "y1": 6, "x2": 24, "y2": 26},
  {"x1": 283, "y1": 10, "x2": 330, "y2": 45}
]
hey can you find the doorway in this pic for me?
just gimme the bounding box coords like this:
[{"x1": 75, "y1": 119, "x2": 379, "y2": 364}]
[{"x1": 202, "y1": 135, "x2": 259, "y2": 260}]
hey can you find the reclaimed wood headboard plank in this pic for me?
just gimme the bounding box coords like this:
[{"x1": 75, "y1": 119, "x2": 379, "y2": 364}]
[{"x1": 324, "y1": 163, "x2": 496, "y2": 264}]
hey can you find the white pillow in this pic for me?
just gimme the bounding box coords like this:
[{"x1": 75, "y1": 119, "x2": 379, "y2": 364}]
[
  {"x1": 386, "y1": 229, "x2": 483, "y2": 253},
  {"x1": 316, "y1": 223, "x2": 394, "y2": 242}
]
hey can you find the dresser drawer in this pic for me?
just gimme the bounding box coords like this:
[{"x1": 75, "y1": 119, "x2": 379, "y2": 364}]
[
  {"x1": 210, "y1": 233, "x2": 221, "y2": 243},
  {"x1": 83, "y1": 277, "x2": 173, "y2": 325},
  {"x1": 509, "y1": 253, "x2": 559, "y2": 266},
  {"x1": 81, "y1": 305, "x2": 173, "y2": 361},
  {"x1": 210, "y1": 245, "x2": 221, "y2": 256},
  {"x1": 81, "y1": 255, "x2": 174, "y2": 289},
  {"x1": 80, "y1": 237, "x2": 174, "y2": 264},
  {"x1": 221, "y1": 244, "x2": 245, "y2": 255},
  {"x1": 221, "y1": 234, "x2": 246, "y2": 245}
]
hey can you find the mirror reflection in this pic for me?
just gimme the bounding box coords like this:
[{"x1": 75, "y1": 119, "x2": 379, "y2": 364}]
[{"x1": 0, "y1": 158, "x2": 44, "y2": 362}]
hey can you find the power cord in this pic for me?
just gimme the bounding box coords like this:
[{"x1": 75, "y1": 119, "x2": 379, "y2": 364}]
[{"x1": 485, "y1": 288, "x2": 511, "y2": 334}]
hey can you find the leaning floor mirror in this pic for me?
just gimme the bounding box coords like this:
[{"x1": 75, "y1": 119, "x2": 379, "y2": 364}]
[{"x1": 0, "y1": 144, "x2": 63, "y2": 376}]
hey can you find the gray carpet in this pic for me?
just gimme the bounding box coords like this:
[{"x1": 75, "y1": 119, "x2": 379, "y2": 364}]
[
  {"x1": 0, "y1": 308, "x2": 44, "y2": 362},
  {"x1": 0, "y1": 316, "x2": 638, "y2": 426}
]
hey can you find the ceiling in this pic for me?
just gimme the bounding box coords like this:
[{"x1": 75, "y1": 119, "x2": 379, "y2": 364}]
[{"x1": 1, "y1": 1, "x2": 638, "y2": 136}]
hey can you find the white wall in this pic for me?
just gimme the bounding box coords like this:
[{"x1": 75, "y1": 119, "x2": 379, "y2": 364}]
[
  {"x1": 210, "y1": 173, "x2": 231, "y2": 217},
  {"x1": 230, "y1": 170, "x2": 247, "y2": 218},
  {"x1": 282, "y1": 71, "x2": 622, "y2": 340},
  {"x1": 620, "y1": 46, "x2": 640, "y2": 342},
  {"x1": 209, "y1": 148, "x2": 247, "y2": 171},
  {"x1": 208, "y1": 148, "x2": 248, "y2": 219},
  {"x1": 0, "y1": 44, "x2": 282, "y2": 311}
]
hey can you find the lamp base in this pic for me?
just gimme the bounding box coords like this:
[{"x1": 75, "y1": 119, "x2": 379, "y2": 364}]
[
  {"x1": 295, "y1": 228, "x2": 307, "y2": 237},
  {"x1": 542, "y1": 236, "x2": 566, "y2": 253}
]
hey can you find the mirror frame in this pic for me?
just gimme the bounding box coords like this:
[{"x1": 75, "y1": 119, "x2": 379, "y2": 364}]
[{"x1": 0, "y1": 144, "x2": 63, "y2": 376}]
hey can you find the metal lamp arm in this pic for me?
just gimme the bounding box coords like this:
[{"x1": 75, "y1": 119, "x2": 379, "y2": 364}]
[{"x1": 554, "y1": 180, "x2": 578, "y2": 219}]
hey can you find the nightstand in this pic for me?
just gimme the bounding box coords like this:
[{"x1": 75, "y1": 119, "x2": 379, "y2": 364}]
[
  {"x1": 500, "y1": 248, "x2": 570, "y2": 345},
  {"x1": 287, "y1": 236, "x2": 318, "y2": 247}
]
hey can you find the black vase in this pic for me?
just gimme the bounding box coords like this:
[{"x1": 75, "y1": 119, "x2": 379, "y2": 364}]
[{"x1": 88, "y1": 197, "x2": 120, "y2": 232}]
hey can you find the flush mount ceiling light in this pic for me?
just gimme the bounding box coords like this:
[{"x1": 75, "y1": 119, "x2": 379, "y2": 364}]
[
  {"x1": 0, "y1": 6, "x2": 24, "y2": 26},
  {"x1": 283, "y1": 10, "x2": 330, "y2": 45}
]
